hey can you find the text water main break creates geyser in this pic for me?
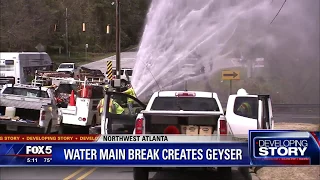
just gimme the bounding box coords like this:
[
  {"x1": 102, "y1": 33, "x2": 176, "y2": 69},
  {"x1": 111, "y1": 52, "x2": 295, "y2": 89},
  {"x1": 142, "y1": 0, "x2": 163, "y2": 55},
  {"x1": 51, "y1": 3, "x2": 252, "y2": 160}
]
[{"x1": 63, "y1": 148, "x2": 243, "y2": 161}]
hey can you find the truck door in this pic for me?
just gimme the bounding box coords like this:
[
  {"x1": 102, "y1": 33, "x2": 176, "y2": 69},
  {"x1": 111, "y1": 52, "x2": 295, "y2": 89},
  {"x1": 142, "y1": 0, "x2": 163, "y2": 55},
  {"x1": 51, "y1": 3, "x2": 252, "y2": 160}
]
[
  {"x1": 103, "y1": 91, "x2": 146, "y2": 134},
  {"x1": 258, "y1": 95, "x2": 274, "y2": 130},
  {"x1": 225, "y1": 94, "x2": 273, "y2": 137},
  {"x1": 225, "y1": 95, "x2": 259, "y2": 137}
]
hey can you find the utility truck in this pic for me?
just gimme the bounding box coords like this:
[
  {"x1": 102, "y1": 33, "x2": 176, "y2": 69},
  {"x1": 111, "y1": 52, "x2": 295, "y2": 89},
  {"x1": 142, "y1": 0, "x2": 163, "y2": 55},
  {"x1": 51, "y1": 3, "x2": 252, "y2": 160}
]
[
  {"x1": 59, "y1": 82, "x2": 105, "y2": 134},
  {"x1": 0, "y1": 84, "x2": 60, "y2": 133}
]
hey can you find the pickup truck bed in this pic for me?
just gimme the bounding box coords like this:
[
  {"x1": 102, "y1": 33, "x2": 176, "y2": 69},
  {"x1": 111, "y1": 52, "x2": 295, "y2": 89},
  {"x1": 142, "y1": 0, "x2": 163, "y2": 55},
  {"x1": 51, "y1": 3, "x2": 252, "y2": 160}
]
[
  {"x1": 0, "y1": 85, "x2": 56, "y2": 134},
  {"x1": 143, "y1": 114, "x2": 219, "y2": 134}
]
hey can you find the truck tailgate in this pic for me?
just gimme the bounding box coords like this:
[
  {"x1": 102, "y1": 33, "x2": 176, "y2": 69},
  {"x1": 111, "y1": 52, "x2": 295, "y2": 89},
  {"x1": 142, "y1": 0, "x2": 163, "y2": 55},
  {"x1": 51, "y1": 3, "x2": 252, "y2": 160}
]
[
  {"x1": 141, "y1": 110, "x2": 223, "y2": 116},
  {"x1": 142, "y1": 111, "x2": 222, "y2": 134},
  {"x1": 0, "y1": 95, "x2": 50, "y2": 110}
]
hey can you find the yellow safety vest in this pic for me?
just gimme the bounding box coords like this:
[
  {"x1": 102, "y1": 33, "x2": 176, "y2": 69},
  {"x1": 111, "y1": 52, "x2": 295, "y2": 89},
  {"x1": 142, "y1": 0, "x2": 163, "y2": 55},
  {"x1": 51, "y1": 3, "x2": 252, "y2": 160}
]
[
  {"x1": 99, "y1": 98, "x2": 124, "y2": 114},
  {"x1": 123, "y1": 87, "x2": 136, "y2": 103},
  {"x1": 237, "y1": 102, "x2": 252, "y2": 116}
]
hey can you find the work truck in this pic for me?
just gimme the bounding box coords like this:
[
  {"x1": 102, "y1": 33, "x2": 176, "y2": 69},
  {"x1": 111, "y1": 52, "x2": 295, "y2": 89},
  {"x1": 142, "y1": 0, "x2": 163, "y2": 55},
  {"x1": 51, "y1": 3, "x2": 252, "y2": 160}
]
[
  {"x1": 0, "y1": 84, "x2": 60, "y2": 134},
  {"x1": 59, "y1": 82, "x2": 105, "y2": 134},
  {"x1": 98, "y1": 88, "x2": 273, "y2": 180},
  {"x1": 132, "y1": 89, "x2": 273, "y2": 180}
]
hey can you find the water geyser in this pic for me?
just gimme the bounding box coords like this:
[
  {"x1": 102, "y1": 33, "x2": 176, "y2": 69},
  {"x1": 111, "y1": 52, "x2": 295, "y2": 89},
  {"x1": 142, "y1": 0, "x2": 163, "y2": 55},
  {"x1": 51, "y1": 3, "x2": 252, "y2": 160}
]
[{"x1": 132, "y1": 0, "x2": 319, "y2": 102}]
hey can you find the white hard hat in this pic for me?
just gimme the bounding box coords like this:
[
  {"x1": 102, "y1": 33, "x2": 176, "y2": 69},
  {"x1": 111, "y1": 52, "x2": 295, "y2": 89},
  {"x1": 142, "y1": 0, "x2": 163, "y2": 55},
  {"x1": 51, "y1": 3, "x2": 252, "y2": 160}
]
[{"x1": 237, "y1": 88, "x2": 248, "y2": 95}]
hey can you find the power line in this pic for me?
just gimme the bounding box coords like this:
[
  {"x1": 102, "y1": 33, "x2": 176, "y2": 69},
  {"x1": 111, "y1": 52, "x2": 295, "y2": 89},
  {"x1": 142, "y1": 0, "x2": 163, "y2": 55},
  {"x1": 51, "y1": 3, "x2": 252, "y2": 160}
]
[{"x1": 270, "y1": 0, "x2": 287, "y2": 24}]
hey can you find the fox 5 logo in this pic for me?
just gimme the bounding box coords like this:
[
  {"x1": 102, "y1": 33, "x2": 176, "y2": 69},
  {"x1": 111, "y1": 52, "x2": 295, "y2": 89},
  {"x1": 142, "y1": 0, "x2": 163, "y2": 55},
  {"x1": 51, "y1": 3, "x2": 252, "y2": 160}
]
[{"x1": 26, "y1": 146, "x2": 52, "y2": 155}]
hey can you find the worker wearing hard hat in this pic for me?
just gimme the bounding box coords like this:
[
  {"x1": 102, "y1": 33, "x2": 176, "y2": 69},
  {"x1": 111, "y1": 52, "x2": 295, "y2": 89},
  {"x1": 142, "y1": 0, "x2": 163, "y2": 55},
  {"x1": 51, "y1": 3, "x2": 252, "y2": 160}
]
[
  {"x1": 236, "y1": 88, "x2": 252, "y2": 117},
  {"x1": 97, "y1": 96, "x2": 124, "y2": 115},
  {"x1": 122, "y1": 84, "x2": 137, "y2": 115}
]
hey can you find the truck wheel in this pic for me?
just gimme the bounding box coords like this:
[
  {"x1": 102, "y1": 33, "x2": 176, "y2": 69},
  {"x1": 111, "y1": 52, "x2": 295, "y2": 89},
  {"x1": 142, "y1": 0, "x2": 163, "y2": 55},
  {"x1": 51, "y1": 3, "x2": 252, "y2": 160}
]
[
  {"x1": 58, "y1": 123, "x2": 64, "y2": 134},
  {"x1": 91, "y1": 115, "x2": 97, "y2": 127},
  {"x1": 217, "y1": 167, "x2": 232, "y2": 180},
  {"x1": 46, "y1": 120, "x2": 52, "y2": 134},
  {"x1": 133, "y1": 167, "x2": 148, "y2": 180}
]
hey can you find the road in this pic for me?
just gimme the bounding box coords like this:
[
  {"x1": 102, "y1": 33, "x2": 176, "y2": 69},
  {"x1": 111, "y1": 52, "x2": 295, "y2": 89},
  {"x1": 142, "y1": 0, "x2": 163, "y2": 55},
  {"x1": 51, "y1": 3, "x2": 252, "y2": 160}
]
[
  {"x1": 83, "y1": 51, "x2": 137, "y2": 73},
  {"x1": 0, "y1": 167, "x2": 258, "y2": 180}
]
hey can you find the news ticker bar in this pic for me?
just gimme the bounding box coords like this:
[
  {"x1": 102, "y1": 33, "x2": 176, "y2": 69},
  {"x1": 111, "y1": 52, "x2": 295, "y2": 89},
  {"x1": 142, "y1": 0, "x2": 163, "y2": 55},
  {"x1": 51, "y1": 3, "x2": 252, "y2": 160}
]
[
  {"x1": 0, "y1": 130, "x2": 319, "y2": 167},
  {"x1": 0, "y1": 134, "x2": 246, "y2": 143}
]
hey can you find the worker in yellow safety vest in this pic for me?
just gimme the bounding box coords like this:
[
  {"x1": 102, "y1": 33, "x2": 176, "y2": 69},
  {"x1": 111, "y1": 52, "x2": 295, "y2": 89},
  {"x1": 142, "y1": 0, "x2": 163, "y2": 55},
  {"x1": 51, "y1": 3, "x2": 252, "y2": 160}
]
[
  {"x1": 122, "y1": 84, "x2": 136, "y2": 115},
  {"x1": 237, "y1": 102, "x2": 252, "y2": 117},
  {"x1": 97, "y1": 97, "x2": 124, "y2": 115}
]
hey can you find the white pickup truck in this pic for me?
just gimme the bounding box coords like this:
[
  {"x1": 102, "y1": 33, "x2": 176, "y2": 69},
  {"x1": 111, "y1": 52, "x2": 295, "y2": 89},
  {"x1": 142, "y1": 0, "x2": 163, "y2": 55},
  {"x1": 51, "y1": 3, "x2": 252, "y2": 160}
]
[
  {"x1": 132, "y1": 89, "x2": 273, "y2": 180},
  {"x1": 56, "y1": 63, "x2": 77, "y2": 76},
  {"x1": 99, "y1": 88, "x2": 274, "y2": 180},
  {"x1": 0, "y1": 84, "x2": 60, "y2": 134}
]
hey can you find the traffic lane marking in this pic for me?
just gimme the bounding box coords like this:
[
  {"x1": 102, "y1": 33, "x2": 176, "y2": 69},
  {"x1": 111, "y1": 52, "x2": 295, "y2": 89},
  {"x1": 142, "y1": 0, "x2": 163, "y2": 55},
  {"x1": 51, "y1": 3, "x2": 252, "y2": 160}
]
[
  {"x1": 63, "y1": 167, "x2": 87, "y2": 180},
  {"x1": 76, "y1": 167, "x2": 98, "y2": 180}
]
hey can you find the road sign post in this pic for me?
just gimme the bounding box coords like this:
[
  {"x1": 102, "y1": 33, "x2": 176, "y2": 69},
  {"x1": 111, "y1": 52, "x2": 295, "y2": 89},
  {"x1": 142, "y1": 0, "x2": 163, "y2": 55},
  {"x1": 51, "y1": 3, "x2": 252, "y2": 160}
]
[
  {"x1": 85, "y1": 44, "x2": 88, "y2": 61},
  {"x1": 222, "y1": 70, "x2": 240, "y2": 95}
]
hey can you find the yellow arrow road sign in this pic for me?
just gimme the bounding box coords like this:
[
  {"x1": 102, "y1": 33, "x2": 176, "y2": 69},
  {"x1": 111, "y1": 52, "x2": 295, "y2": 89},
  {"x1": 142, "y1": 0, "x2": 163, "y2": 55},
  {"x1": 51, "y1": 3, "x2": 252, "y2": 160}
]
[{"x1": 222, "y1": 70, "x2": 240, "y2": 80}]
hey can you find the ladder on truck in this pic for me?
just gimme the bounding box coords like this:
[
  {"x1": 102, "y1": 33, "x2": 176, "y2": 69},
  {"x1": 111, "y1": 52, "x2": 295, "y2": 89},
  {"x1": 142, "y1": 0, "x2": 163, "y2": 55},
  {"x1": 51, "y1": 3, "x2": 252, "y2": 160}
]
[{"x1": 32, "y1": 70, "x2": 72, "y2": 87}]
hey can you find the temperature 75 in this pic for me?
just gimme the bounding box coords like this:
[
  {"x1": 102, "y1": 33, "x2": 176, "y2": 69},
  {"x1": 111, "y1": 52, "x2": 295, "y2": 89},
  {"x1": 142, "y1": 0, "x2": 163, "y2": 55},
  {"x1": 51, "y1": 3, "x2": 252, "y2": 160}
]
[{"x1": 44, "y1": 158, "x2": 52, "y2": 163}]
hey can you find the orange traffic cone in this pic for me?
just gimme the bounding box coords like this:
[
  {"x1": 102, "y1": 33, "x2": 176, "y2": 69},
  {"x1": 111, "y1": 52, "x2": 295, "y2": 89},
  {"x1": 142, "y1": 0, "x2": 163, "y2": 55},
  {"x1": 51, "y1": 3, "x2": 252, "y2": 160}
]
[{"x1": 69, "y1": 90, "x2": 76, "y2": 106}]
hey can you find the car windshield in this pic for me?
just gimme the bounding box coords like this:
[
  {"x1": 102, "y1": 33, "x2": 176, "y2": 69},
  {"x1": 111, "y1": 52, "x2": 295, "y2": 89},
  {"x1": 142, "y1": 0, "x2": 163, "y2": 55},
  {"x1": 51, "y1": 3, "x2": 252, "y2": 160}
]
[
  {"x1": 151, "y1": 97, "x2": 220, "y2": 111},
  {"x1": 59, "y1": 64, "x2": 73, "y2": 69},
  {"x1": 2, "y1": 87, "x2": 49, "y2": 98}
]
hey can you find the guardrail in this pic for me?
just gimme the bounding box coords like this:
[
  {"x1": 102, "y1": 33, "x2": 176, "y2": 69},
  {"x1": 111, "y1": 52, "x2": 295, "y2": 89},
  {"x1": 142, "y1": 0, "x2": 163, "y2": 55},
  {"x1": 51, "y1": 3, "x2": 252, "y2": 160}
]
[
  {"x1": 220, "y1": 103, "x2": 319, "y2": 108},
  {"x1": 272, "y1": 104, "x2": 320, "y2": 114},
  {"x1": 272, "y1": 104, "x2": 320, "y2": 108}
]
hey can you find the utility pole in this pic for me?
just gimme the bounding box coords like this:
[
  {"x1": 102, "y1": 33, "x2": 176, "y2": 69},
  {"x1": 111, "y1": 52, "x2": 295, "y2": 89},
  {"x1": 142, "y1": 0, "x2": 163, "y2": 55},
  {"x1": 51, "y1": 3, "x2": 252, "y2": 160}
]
[
  {"x1": 115, "y1": 0, "x2": 121, "y2": 92},
  {"x1": 65, "y1": 8, "x2": 69, "y2": 59}
]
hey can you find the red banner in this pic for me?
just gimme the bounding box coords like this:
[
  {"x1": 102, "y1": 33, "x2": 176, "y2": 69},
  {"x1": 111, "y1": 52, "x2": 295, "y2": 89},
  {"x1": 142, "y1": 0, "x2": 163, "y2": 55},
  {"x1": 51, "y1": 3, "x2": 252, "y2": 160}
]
[{"x1": 0, "y1": 135, "x2": 100, "y2": 142}]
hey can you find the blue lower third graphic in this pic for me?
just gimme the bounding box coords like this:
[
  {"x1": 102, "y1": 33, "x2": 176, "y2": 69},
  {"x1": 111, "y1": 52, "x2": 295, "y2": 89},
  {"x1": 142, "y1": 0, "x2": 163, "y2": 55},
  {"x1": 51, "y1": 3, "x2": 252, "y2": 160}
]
[{"x1": 0, "y1": 143, "x2": 250, "y2": 166}]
